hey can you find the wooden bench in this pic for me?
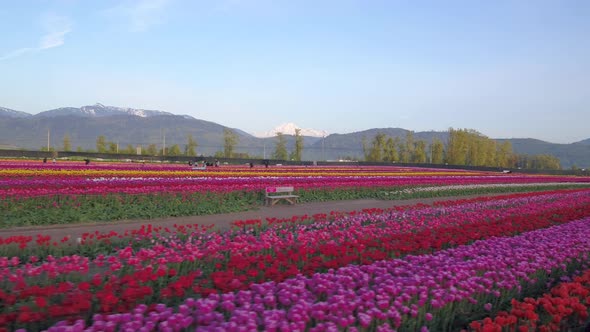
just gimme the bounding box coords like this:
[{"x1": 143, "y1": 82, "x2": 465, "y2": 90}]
[{"x1": 265, "y1": 186, "x2": 299, "y2": 206}]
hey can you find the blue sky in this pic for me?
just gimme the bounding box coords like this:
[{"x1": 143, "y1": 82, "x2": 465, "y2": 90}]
[{"x1": 1, "y1": 0, "x2": 589, "y2": 143}]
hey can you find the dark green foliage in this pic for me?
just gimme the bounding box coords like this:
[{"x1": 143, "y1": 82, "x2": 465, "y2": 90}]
[{"x1": 2, "y1": 185, "x2": 587, "y2": 228}]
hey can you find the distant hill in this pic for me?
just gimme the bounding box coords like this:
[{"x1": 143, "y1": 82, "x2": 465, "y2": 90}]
[
  {"x1": 0, "y1": 104, "x2": 323, "y2": 158},
  {"x1": 496, "y1": 138, "x2": 590, "y2": 169},
  {"x1": 573, "y1": 138, "x2": 590, "y2": 145},
  {"x1": 35, "y1": 103, "x2": 180, "y2": 118},
  {"x1": 0, "y1": 106, "x2": 32, "y2": 119},
  {"x1": 0, "y1": 103, "x2": 588, "y2": 167},
  {"x1": 0, "y1": 114, "x2": 256, "y2": 156}
]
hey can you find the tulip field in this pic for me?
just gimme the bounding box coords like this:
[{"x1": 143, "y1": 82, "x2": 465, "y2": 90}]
[
  {"x1": 1, "y1": 160, "x2": 589, "y2": 227},
  {"x1": 2, "y1": 160, "x2": 590, "y2": 331}
]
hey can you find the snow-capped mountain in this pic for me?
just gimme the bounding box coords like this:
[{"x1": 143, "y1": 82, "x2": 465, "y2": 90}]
[
  {"x1": 0, "y1": 106, "x2": 32, "y2": 118},
  {"x1": 254, "y1": 123, "x2": 328, "y2": 138},
  {"x1": 35, "y1": 103, "x2": 175, "y2": 118}
]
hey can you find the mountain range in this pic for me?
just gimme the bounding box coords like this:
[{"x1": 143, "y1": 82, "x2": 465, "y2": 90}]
[
  {"x1": 1, "y1": 103, "x2": 589, "y2": 168},
  {"x1": 2, "y1": 103, "x2": 184, "y2": 119}
]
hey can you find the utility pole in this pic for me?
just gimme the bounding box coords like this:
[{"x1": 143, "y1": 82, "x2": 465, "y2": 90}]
[
  {"x1": 162, "y1": 129, "x2": 166, "y2": 156},
  {"x1": 322, "y1": 135, "x2": 325, "y2": 161}
]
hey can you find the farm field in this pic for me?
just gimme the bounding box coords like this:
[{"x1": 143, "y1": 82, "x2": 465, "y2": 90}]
[
  {"x1": 1, "y1": 160, "x2": 590, "y2": 331},
  {"x1": 1, "y1": 159, "x2": 589, "y2": 227}
]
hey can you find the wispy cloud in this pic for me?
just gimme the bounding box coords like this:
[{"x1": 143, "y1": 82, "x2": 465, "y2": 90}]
[
  {"x1": 0, "y1": 13, "x2": 71, "y2": 61},
  {"x1": 39, "y1": 13, "x2": 72, "y2": 49},
  {"x1": 105, "y1": 0, "x2": 171, "y2": 32},
  {"x1": 0, "y1": 48, "x2": 35, "y2": 61}
]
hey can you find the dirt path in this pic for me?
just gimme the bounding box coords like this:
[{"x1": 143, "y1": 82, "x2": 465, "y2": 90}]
[{"x1": 0, "y1": 193, "x2": 514, "y2": 241}]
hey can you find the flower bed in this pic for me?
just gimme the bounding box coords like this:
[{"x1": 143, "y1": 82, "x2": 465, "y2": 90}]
[
  {"x1": 1, "y1": 190, "x2": 590, "y2": 331},
  {"x1": 2, "y1": 161, "x2": 589, "y2": 226},
  {"x1": 469, "y1": 268, "x2": 590, "y2": 332},
  {"x1": 30, "y1": 216, "x2": 590, "y2": 332}
]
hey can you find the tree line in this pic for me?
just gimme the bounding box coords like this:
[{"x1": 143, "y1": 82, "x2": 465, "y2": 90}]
[
  {"x1": 45, "y1": 129, "x2": 292, "y2": 160},
  {"x1": 47, "y1": 128, "x2": 308, "y2": 161},
  {"x1": 363, "y1": 128, "x2": 562, "y2": 170},
  {"x1": 44, "y1": 127, "x2": 562, "y2": 170},
  {"x1": 44, "y1": 129, "x2": 239, "y2": 158}
]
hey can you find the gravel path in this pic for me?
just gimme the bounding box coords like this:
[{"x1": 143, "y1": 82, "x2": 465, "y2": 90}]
[{"x1": 0, "y1": 193, "x2": 516, "y2": 241}]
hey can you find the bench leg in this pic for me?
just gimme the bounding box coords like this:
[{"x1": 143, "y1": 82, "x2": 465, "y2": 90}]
[{"x1": 266, "y1": 197, "x2": 297, "y2": 206}]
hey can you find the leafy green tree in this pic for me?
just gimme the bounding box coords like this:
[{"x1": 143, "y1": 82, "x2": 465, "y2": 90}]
[
  {"x1": 186, "y1": 135, "x2": 198, "y2": 156},
  {"x1": 413, "y1": 140, "x2": 427, "y2": 163},
  {"x1": 292, "y1": 128, "x2": 304, "y2": 161},
  {"x1": 398, "y1": 132, "x2": 415, "y2": 163},
  {"x1": 223, "y1": 128, "x2": 239, "y2": 158},
  {"x1": 367, "y1": 133, "x2": 386, "y2": 162},
  {"x1": 404, "y1": 132, "x2": 415, "y2": 162},
  {"x1": 466, "y1": 134, "x2": 480, "y2": 166},
  {"x1": 445, "y1": 128, "x2": 468, "y2": 165},
  {"x1": 76, "y1": 146, "x2": 84, "y2": 153},
  {"x1": 430, "y1": 138, "x2": 444, "y2": 164},
  {"x1": 482, "y1": 139, "x2": 497, "y2": 166},
  {"x1": 273, "y1": 132, "x2": 288, "y2": 160},
  {"x1": 361, "y1": 136, "x2": 370, "y2": 161},
  {"x1": 122, "y1": 144, "x2": 135, "y2": 154},
  {"x1": 234, "y1": 152, "x2": 251, "y2": 158},
  {"x1": 168, "y1": 144, "x2": 182, "y2": 156},
  {"x1": 397, "y1": 141, "x2": 408, "y2": 163},
  {"x1": 497, "y1": 141, "x2": 513, "y2": 168},
  {"x1": 108, "y1": 142, "x2": 118, "y2": 153},
  {"x1": 146, "y1": 144, "x2": 158, "y2": 156},
  {"x1": 530, "y1": 154, "x2": 561, "y2": 170},
  {"x1": 383, "y1": 137, "x2": 399, "y2": 162},
  {"x1": 62, "y1": 134, "x2": 71, "y2": 152},
  {"x1": 464, "y1": 130, "x2": 487, "y2": 166},
  {"x1": 96, "y1": 136, "x2": 107, "y2": 153}
]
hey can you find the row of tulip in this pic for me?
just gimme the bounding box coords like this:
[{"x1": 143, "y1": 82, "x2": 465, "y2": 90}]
[
  {"x1": 2, "y1": 161, "x2": 589, "y2": 199},
  {"x1": 469, "y1": 268, "x2": 590, "y2": 331},
  {"x1": 3, "y1": 160, "x2": 589, "y2": 227},
  {"x1": 4, "y1": 173, "x2": 588, "y2": 199},
  {"x1": 0, "y1": 161, "x2": 574, "y2": 180},
  {"x1": 3, "y1": 188, "x2": 588, "y2": 259},
  {"x1": 0, "y1": 190, "x2": 262, "y2": 228},
  {"x1": 0, "y1": 160, "x2": 490, "y2": 177},
  {"x1": 6, "y1": 183, "x2": 588, "y2": 228},
  {"x1": 2, "y1": 189, "x2": 590, "y2": 330},
  {"x1": 380, "y1": 182, "x2": 590, "y2": 196},
  {"x1": 0, "y1": 189, "x2": 577, "y2": 257},
  {"x1": 29, "y1": 215, "x2": 590, "y2": 332}
]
